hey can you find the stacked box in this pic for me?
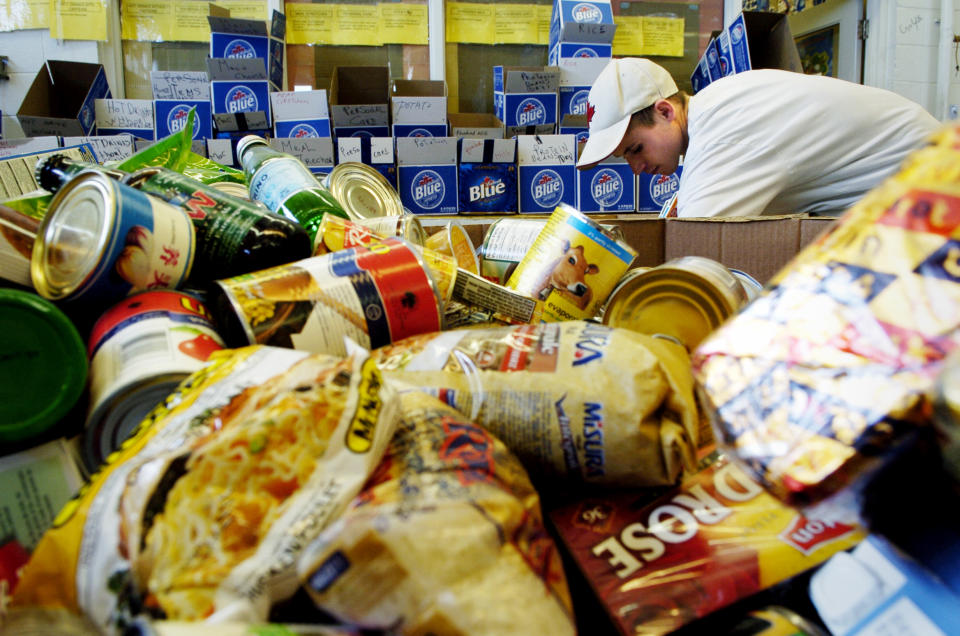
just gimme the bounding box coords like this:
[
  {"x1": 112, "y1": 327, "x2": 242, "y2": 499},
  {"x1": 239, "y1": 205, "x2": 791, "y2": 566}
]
[
  {"x1": 493, "y1": 66, "x2": 559, "y2": 138},
  {"x1": 458, "y1": 138, "x2": 517, "y2": 215},
  {"x1": 396, "y1": 137, "x2": 458, "y2": 215},
  {"x1": 577, "y1": 155, "x2": 636, "y2": 214},
  {"x1": 329, "y1": 66, "x2": 390, "y2": 138},
  {"x1": 548, "y1": 0, "x2": 616, "y2": 64},
  {"x1": 559, "y1": 114, "x2": 589, "y2": 145},
  {"x1": 271, "y1": 90, "x2": 331, "y2": 138},
  {"x1": 517, "y1": 134, "x2": 577, "y2": 214},
  {"x1": 637, "y1": 167, "x2": 683, "y2": 213},
  {"x1": 207, "y1": 58, "x2": 271, "y2": 135},
  {"x1": 391, "y1": 79, "x2": 447, "y2": 138},
  {"x1": 208, "y1": 12, "x2": 285, "y2": 92},
  {"x1": 557, "y1": 57, "x2": 607, "y2": 119},
  {"x1": 151, "y1": 71, "x2": 212, "y2": 140}
]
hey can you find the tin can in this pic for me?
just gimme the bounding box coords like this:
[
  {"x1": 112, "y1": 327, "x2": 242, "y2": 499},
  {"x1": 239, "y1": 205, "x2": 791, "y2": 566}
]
[
  {"x1": 323, "y1": 161, "x2": 405, "y2": 220},
  {"x1": 595, "y1": 266, "x2": 651, "y2": 320},
  {"x1": 506, "y1": 203, "x2": 637, "y2": 322},
  {"x1": 84, "y1": 290, "x2": 225, "y2": 469},
  {"x1": 208, "y1": 180, "x2": 253, "y2": 200},
  {"x1": 480, "y1": 217, "x2": 625, "y2": 285},
  {"x1": 30, "y1": 172, "x2": 195, "y2": 307},
  {"x1": 424, "y1": 220, "x2": 480, "y2": 275},
  {"x1": 312, "y1": 214, "x2": 426, "y2": 255},
  {"x1": 728, "y1": 606, "x2": 828, "y2": 636},
  {"x1": 729, "y1": 267, "x2": 763, "y2": 301},
  {"x1": 211, "y1": 238, "x2": 443, "y2": 357},
  {"x1": 602, "y1": 255, "x2": 748, "y2": 351},
  {"x1": 0, "y1": 202, "x2": 40, "y2": 288},
  {"x1": 354, "y1": 214, "x2": 428, "y2": 247}
]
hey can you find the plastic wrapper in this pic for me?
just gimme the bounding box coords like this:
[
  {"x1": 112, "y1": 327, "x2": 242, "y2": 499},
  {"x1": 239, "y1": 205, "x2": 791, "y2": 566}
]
[
  {"x1": 371, "y1": 321, "x2": 702, "y2": 488},
  {"x1": 549, "y1": 452, "x2": 864, "y2": 636},
  {"x1": 12, "y1": 345, "x2": 400, "y2": 633},
  {"x1": 694, "y1": 124, "x2": 960, "y2": 513},
  {"x1": 298, "y1": 390, "x2": 576, "y2": 635}
]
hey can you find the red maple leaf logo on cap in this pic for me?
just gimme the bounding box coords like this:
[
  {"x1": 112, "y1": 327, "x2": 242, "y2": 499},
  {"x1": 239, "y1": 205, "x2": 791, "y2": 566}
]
[{"x1": 586, "y1": 102, "x2": 596, "y2": 126}]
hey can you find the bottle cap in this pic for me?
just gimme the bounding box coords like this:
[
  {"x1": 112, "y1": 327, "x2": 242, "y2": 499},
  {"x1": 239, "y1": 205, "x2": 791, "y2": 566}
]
[
  {"x1": 0, "y1": 289, "x2": 88, "y2": 442},
  {"x1": 236, "y1": 134, "x2": 268, "y2": 157}
]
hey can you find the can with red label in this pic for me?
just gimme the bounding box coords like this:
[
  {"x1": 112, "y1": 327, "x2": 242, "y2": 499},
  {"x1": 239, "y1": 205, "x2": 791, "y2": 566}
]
[
  {"x1": 30, "y1": 172, "x2": 195, "y2": 308},
  {"x1": 84, "y1": 290, "x2": 224, "y2": 470},
  {"x1": 210, "y1": 238, "x2": 443, "y2": 356}
]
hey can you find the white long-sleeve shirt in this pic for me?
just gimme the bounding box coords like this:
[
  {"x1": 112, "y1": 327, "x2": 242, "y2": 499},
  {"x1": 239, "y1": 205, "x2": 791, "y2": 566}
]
[{"x1": 678, "y1": 70, "x2": 940, "y2": 218}]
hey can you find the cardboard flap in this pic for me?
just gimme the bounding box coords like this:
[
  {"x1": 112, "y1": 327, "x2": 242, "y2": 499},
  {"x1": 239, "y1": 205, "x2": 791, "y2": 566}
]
[
  {"x1": 460, "y1": 138, "x2": 516, "y2": 163},
  {"x1": 61, "y1": 135, "x2": 135, "y2": 162},
  {"x1": 338, "y1": 136, "x2": 394, "y2": 164},
  {"x1": 207, "y1": 16, "x2": 268, "y2": 36},
  {"x1": 269, "y1": 137, "x2": 334, "y2": 167},
  {"x1": 206, "y1": 57, "x2": 268, "y2": 81},
  {"x1": 270, "y1": 90, "x2": 329, "y2": 120},
  {"x1": 151, "y1": 71, "x2": 210, "y2": 100},
  {"x1": 517, "y1": 134, "x2": 576, "y2": 165},
  {"x1": 330, "y1": 66, "x2": 390, "y2": 105},
  {"x1": 560, "y1": 113, "x2": 587, "y2": 128},
  {"x1": 748, "y1": 11, "x2": 803, "y2": 72},
  {"x1": 213, "y1": 111, "x2": 269, "y2": 132},
  {"x1": 206, "y1": 138, "x2": 234, "y2": 165},
  {"x1": 396, "y1": 137, "x2": 457, "y2": 165},
  {"x1": 270, "y1": 9, "x2": 286, "y2": 39},
  {"x1": 551, "y1": 0, "x2": 616, "y2": 44},
  {"x1": 502, "y1": 67, "x2": 560, "y2": 93},
  {"x1": 449, "y1": 112, "x2": 504, "y2": 139},
  {"x1": 557, "y1": 57, "x2": 608, "y2": 86}
]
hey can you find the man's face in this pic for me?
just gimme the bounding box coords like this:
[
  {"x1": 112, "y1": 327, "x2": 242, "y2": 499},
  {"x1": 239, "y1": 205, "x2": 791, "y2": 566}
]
[{"x1": 612, "y1": 100, "x2": 684, "y2": 176}]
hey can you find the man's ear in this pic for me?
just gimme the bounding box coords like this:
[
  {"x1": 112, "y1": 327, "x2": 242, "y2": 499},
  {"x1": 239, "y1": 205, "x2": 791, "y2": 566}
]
[{"x1": 656, "y1": 99, "x2": 675, "y2": 122}]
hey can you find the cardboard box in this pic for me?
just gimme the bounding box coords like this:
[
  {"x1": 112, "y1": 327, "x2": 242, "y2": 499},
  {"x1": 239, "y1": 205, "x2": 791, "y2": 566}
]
[
  {"x1": 558, "y1": 113, "x2": 589, "y2": 144},
  {"x1": 516, "y1": 134, "x2": 577, "y2": 214},
  {"x1": 329, "y1": 66, "x2": 390, "y2": 138},
  {"x1": 577, "y1": 155, "x2": 636, "y2": 214},
  {"x1": 396, "y1": 137, "x2": 458, "y2": 215},
  {"x1": 727, "y1": 11, "x2": 803, "y2": 74},
  {"x1": 458, "y1": 138, "x2": 517, "y2": 215},
  {"x1": 549, "y1": 0, "x2": 616, "y2": 50},
  {"x1": 17, "y1": 60, "x2": 111, "y2": 137},
  {"x1": 269, "y1": 137, "x2": 335, "y2": 175},
  {"x1": 391, "y1": 79, "x2": 447, "y2": 138},
  {"x1": 150, "y1": 71, "x2": 213, "y2": 140},
  {"x1": 208, "y1": 12, "x2": 285, "y2": 91},
  {"x1": 270, "y1": 89, "x2": 331, "y2": 138},
  {"x1": 637, "y1": 167, "x2": 682, "y2": 213},
  {"x1": 557, "y1": 57, "x2": 607, "y2": 118},
  {"x1": 207, "y1": 57, "x2": 271, "y2": 131},
  {"x1": 690, "y1": 56, "x2": 712, "y2": 94},
  {"x1": 448, "y1": 113, "x2": 504, "y2": 140},
  {"x1": 93, "y1": 99, "x2": 154, "y2": 140},
  {"x1": 493, "y1": 66, "x2": 559, "y2": 138},
  {"x1": 336, "y1": 136, "x2": 397, "y2": 188},
  {"x1": 548, "y1": 42, "x2": 613, "y2": 65},
  {"x1": 206, "y1": 138, "x2": 236, "y2": 166},
  {"x1": 61, "y1": 135, "x2": 135, "y2": 163},
  {"x1": 0, "y1": 137, "x2": 61, "y2": 159}
]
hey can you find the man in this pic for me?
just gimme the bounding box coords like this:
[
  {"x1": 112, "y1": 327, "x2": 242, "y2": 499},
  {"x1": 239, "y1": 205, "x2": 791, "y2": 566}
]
[{"x1": 576, "y1": 58, "x2": 940, "y2": 218}]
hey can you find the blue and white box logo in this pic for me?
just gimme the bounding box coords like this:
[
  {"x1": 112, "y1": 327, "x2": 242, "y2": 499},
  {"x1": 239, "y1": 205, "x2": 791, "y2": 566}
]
[
  {"x1": 637, "y1": 167, "x2": 682, "y2": 212},
  {"x1": 410, "y1": 169, "x2": 446, "y2": 210},
  {"x1": 517, "y1": 133, "x2": 577, "y2": 214},
  {"x1": 397, "y1": 137, "x2": 458, "y2": 215}
]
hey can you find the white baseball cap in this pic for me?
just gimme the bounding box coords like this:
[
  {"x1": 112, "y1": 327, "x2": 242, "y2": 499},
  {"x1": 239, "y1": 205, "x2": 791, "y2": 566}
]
[{"x1": 576, "y1": 58, "x2": 679, "y2": 170}]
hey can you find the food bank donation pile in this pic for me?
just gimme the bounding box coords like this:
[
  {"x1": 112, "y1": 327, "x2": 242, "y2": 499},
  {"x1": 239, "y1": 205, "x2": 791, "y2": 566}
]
[{"x1": 3, "y1": 117, "x2": 960, "y2": 635}]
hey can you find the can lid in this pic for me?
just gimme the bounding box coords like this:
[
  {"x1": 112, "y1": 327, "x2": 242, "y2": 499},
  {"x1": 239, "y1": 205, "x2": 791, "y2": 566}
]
[
  {"x1": 0, "y1": 289, "x2": 88, "y2": 442},
  {"x1": 326, "y1": 162, "x2": 404, "y2": 219}
]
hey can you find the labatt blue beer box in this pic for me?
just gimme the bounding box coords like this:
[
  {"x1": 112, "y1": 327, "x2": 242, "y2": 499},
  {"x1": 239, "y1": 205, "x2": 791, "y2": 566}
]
[
  {"x1": 151, "y1": 71, "x2": 213, "y2": 140},
  {"x1": 208, "y1": 14, "x2": 286, "y2": 90},
  {"x1": 391, "y1": 79, "x2": 448, "y2": 138},
  {"x1": 557, "y1": 57, "x2": 607, "y2": 118},
  {"x1": 270, "y1": 89, "x2": 331, "y2": 138},
  {"x1": 690, "y1": 56, "x2": 712, "y2": 94},
  {"x1": 397, "y1": 137, "x2": 458, "y2": 215},
  {"x1": 637, "y1": 166, "x2": 682, "y2": 213},
  {"x1": 548, "y1": 42, "x2": 613, "y2": 65},
  {"x1": 726, "y1": 11, "x2": 803, "y2": 74},
  {"x1": 329, "y1": 66, "x2": 390, "y2": 138},
  {"x1": 16, "y1": 60, "x2": 111, "y2": 137},
  {"x1": 458, "y1": 138, "x2": 517, "y2": 215},
  {"x1": 336, "y1": 137, "x2": 397, "y2": 189},
  {"x1": 493, "y1": 66, "x2": 559, "y2": 138},
  {"x1": 577, "y1": 154, "x2": 635, "y2": 214},
  {"x1": 94, "y1": 99, "x2": 154, "y2": 140},
  {"x1": 559, "y1": 114, "x2": 588, "y2": 145},
  {"x1": 517, "y1": 134, "x2": 577, "y2": 214},
  {"x1": 207, "y1": 57, "x2": 271, "y2": 128},
  {"x1": 549, "y1": 0, "x2": 616, "y2": 52}
]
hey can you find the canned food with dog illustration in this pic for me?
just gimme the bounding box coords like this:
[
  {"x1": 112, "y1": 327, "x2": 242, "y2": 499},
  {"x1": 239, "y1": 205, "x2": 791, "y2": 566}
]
[
  {"x1": 30, "y1": 172, "x2": 195, "y2": 307},
  {"x1": 84, "y1": 290, "x2": 225, "y2": 469},
  {"x1": 424, "y1": 220, "x2": 480, "y2": 275},
  {"x1": 602, "y1": 256, "x2": 748, "y2": 351},
  {"x1": 211, "y1": 238, "x2": 443, "y2": 357},
  {"x1": 506, "y1": 203, "x2": 637, "y2": 322},
  {"x1": 323, "y1": 161, "x2": 405, "y2": 220}
]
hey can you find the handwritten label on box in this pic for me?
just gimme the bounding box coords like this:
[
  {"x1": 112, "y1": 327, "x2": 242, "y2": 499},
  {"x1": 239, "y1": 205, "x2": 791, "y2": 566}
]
[
  {"x1": 151, "y1": 71, "x2": 210, "y2": 100},
  {"x1": 95, "y1": 100, "x2": 154, "y2": 131},
  {"x1": 269, "y1": 137, "x2": 333, "y2": 166}
]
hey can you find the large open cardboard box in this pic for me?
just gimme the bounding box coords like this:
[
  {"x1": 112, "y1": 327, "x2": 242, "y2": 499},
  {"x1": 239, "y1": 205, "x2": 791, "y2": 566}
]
[{"x1": 17, "y1": 60, "x2": 111, "y2": 137}]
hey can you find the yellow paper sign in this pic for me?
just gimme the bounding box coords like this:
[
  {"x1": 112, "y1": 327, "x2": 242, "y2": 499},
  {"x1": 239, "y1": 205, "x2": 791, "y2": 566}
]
[
  {"x1": 173, "y1": 0, "x2": 214, "y2": 41},
  {"x1": 49, "y1": 0, "x2": 107, "y2": 40},
  {"x1": 536, "y1": 4, "x2": 551, "y2": 46},
  {"x1": 285, "y1": 2, "x2": 335, "y2": 45},
  {"x1": 643, "y1": 16, "x2": 684, "y2": 57},
  {"x1": 214, "y1": 0, "x2": 268, "y2": 21},
  {"x1": 121, "y1": 0, "x2": 171, "y2": 41},
  {"x1": 332, "y1": 4, "x2": 380, "y2": 46},
  {"x1": 495, "y1": 4, "x2": 538, "y2": 45},
  {"x1": 380, "y1": 4, "x2": 428, "y2": 45},
  {"x1": 0, "y1": 0, "x2": 49, "y2": 31},
  {"x1": 612, "y1": 15, "x2": 643, "y2": 56},
  {"x1": 446, "y1": 2, "x2": 494, "y2": 45}
]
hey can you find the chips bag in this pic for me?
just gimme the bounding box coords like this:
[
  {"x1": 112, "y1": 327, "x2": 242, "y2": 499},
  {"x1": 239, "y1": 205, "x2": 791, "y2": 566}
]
[
  {"x1": 371, "y1": 321, "x2": 703, "y2": 488},
  {"x1": 299, "y1": 390, "x2": 576, "y2": 635}
]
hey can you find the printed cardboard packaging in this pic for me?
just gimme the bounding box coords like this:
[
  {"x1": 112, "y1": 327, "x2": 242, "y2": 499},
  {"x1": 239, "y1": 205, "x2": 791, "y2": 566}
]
[
  {"x1": 151, "y1": 71, "x2": 213, "y2": 140},
  {"x1": 516, "y1": 134, "x2": 577, "y2": 214},
  {"x1": 329, "y1": 66, "x2": 390, "y2": 138},
  {"x1": 94, "y1": 99, "x2": 154, "y2": 140},
  {"x1": 391, "y1": 79, "x2": 448, "y2": 138},
  {"x1": 458, "y1": 138, "x2": 517, "y2": 215},
  {"x1": 558, "y1": 113, "x2": 589, "y2": 145},
  {"x1": 548, "y1": 42, "x2": 613, "y2": 65},
  {"x1": 577, "y1": 154, "x2": 636, "y2": 214},
  {"x1": 207, "y1": 57, "x2": 271, "y2": 132},
  {"x1": 493, "y1": 66, "x2": 559, "y2": 138},
  {"x1": 208, "y1": 11, "x2": 285, "y2": 91},
  {"x1": 549, "y1": 0, "x2": 616, "y2": 51},
  {"x1": 336, "y1": 137, "x2": 397, "y2": 188},
  {"x1": 17, "y1": 60, "x2": 111, "y2": 137},
  {"x1": 396, "y1": 137, "x2": 458, "y2": 215},
  {"x1": 557, "y1": 57, "x2": 608, "y2": 118},
  {"x1": 271, "y1": 89, "x2": 331, "y2": 138},
  {"x1": 637, "y1": 167, "x2": 682, "y2": 213}
]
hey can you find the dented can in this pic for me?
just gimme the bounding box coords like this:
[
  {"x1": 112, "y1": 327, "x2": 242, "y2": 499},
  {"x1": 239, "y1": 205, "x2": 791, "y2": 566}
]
[
  {"x1": 602, "y1": 256, "x2": 748, "y2": 351},
  {"x1": 210, "y1": 238, "x2": 444, "y2": 357},
  {"x1": 30, "y1": 172, "x2": 195, "y2": 307}
]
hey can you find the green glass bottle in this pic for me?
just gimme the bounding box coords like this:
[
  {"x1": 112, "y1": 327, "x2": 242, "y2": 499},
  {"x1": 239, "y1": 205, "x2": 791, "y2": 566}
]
[
  {"x1": 235, "y1": 135, "x2": 348, "y2": 245},
  {"x1": 34, "y1": 154, "x2": 127, "y2": 193}
]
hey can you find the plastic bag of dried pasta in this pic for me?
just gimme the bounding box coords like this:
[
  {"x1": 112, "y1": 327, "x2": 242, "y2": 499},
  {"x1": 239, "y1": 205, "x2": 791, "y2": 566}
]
[
  {"x1": 298, "y1": 390, "x2": 576, "y2": 636},
  {"x1": 370, "y1": 320, "x2": 702, "y2": 488},
  {"x1": 12, "y1": 345, "x2": 400, "y2": 633}
]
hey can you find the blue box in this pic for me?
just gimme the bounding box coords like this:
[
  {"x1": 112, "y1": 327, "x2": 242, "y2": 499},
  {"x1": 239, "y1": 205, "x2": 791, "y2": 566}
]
[
  {"x1": 517, "y1": 134, "x2": 577, "y2": 214},
  {"x1": 550, "y1": 0, "x2": 616, "y2": 51},
  {"x1": 493, "y1": 66, "x2": 559, "y2": 137},
  {"x1": 94, "y1": 99, "x2": 155, "y2": 140},
  {"x1": 274, "y1": 119, "x2": 331, "y2": 138},
  {"x1": 559, "y1": 114, "x2": 588, "y2": 145},
  {"x1": 271, "y1": 90, "x2": 331, "y2": 138},
  {"x1": 715, "y1": 30, "x2": 735, "y2": 78},
  {"x1": 329, "y1": 66, "x2": 390, "y2": 139},
  {"x1": 397, "y1": 137, "x2": 458, "y2": 215},
  {"x1": 690, "y1": 56, "x2": 712, "y2": 94},
  {"x1": 706, "y1": 38, "x2": 723, "y2": 81},
  {"x1": 209, "y1": 16, "x2": 269, "y2": 63},
  {"x1": 577, "y1": 158, "x2": 635, "y2": 213},
  {"x1": 557, "y1": 57, "x2": 607, "y2": 118},
  {"x1": 458, "y1": 138, "x2": 517, "y2": 215},
  {"x1": 637, "y1": 167, "x2": 682, "y2": 212},
  {"x1": 548, "y1": 42, "x2": 613, "y2": 65},
  {"x1": 391, "y1": 79, "x2": 447, "y2": 138},
  {"x1": 154, "y1": 100, "x2": 212, "y2": 140},
  {"x1": 211, "y1": 81, "x2": 270, "y2": 119},
  {"x1": 336, "y1": 136, "x2": 396, "y2": 189},
  {"x1": 392, "y1": 124, "x2": 449, "y2": 138}
]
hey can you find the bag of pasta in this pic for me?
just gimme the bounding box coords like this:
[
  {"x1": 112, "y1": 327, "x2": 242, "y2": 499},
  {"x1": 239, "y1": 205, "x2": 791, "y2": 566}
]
[
  {"x1": 12, "y1": 346, "x2": 400, "y2": 633},
  {"x1": 371, "y1": 320, "x2": 702, "y2": 488},
  {"x1": 298, "y1": 390, "x2": 576, "y2": 635}
]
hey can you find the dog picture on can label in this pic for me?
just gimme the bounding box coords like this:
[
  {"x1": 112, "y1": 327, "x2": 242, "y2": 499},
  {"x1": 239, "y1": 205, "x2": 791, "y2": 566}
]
[{"x1": 535, "y1": 239, "x2": 600, "y2": 310}]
